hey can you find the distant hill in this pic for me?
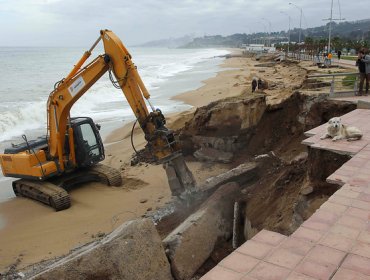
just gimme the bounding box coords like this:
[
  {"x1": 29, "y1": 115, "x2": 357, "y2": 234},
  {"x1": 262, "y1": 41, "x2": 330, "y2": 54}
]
[
  {"x1": 301, "y1": 19, "x2": 370, "y2": 41},
  {"x1": 135, "y1": 35, "x2": 195, "y2": 48},
  {"x1": 180, "y1": 19, "x2": 370, "y2": 48}
]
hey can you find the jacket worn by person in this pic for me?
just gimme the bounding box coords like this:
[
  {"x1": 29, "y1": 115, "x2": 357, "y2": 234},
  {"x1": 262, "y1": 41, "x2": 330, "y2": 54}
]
[
  {"x1": 362, "y1": 54, "x2": 370, "y2": 74},
  {"x1": 356, "y1": 58, "x2": 366, "y2": 73}
]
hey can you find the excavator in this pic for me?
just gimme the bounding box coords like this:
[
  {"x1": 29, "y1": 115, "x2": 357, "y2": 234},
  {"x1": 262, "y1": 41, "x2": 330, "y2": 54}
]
[{"x1": 0, "y1": 30, "x2": 196, "y2": 211}]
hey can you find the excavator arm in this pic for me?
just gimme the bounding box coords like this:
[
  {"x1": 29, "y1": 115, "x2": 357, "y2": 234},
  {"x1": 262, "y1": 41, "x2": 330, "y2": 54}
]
[
  {"x1": 47, "y1": 54, "x2": 109, "y2": 169},
  {"x1": 47, "y1": 29, "x2": 196, "y2": 195}
]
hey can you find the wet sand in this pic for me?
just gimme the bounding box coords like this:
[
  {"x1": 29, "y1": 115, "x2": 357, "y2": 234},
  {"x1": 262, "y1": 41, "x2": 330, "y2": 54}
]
[{"x1": 0, "y1": 214, "x2": 5, "y2": 231}]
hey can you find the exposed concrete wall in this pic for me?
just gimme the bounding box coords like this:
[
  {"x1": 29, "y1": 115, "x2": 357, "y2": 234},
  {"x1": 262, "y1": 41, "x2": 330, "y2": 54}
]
[
  {"x1": 180, "y1": 95, "x2": 266, "y2": 155},
  {"x1": 163, "y1": 182, "x2": 241, "y2": 280},
  {"x1": 32, "y1": 219, "x2": 173, "y2": 280},
  {"x1": 202, "y1": 162, "x2": 258, "y2": 191}
]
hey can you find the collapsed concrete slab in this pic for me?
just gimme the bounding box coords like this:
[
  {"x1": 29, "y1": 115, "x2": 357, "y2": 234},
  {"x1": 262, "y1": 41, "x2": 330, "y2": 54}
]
[
  {"x1": 163, "y1": 182, "x2": 241, "y2": 280},
  {"x1": 193, "y1": 146, "x2": 233, "y2": 163},
  {"x1": 203, "y1": 162, "x2": 258, "y2": 191},
  {"x1": 32, "y1": 219, "x2": 173, "y2": 280}
]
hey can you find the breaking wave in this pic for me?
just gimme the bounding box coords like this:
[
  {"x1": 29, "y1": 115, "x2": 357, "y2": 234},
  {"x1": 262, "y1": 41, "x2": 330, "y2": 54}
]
[{"x1": 0, "y1": 47, "x2": 229, "y2": 144}]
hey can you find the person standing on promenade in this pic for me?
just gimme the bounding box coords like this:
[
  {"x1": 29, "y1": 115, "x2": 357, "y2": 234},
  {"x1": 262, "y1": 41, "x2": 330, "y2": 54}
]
[
  {"x1": 356, "y1": 49, "x2": 370, "y2": 95},
  {"x1": 327, "y1": 52, "x2": 333, "y2": 66},
  {"x1": 337, "y1": 50, "x2": 342, "y2": 60}
]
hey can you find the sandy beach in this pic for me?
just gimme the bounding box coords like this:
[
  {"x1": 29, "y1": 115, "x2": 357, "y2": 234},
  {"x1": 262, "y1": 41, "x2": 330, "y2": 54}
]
[{"x1": 0, "y1": 50, "x2": 350, "y2": 272}]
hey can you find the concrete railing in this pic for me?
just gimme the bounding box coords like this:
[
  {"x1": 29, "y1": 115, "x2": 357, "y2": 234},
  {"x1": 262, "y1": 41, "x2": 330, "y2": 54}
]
[
  {"x1": 305, "y1": 72, "x2": 360, "y2": 97},
  {"x1": 288, "y1": 52, "x2": 314, "y2": 61},
  {"x1": 287, "y1": 53, "x2": 357, "y2": 69}
]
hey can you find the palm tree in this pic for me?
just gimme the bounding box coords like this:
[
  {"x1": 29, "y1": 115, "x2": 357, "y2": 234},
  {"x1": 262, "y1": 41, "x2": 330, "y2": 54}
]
[
  {"x1": 331, "y1": 36, "x2": 344, "y2": 52},
  {"x1": 318, "y1": 38, "x2": 327, "y2": 53},
  {"x1": 304, "y1": 36, "x2": 314, "y2": 55}
]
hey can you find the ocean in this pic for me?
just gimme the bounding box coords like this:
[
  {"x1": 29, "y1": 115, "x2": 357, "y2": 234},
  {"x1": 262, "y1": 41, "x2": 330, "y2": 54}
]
[{"x1": 0, "y1": 46, "x2": 229, "y2": 201}]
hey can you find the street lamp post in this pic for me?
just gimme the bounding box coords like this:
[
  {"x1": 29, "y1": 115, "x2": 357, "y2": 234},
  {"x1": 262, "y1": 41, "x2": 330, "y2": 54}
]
[
  {"x1": 323, "y1": 0, "x2": 345, "y2": 54},
  {"x1": 280, "y1": 11, "x2": 291, "y2": 55},
  {"x1": 262, "y1": 18, "x2": 272, "y2": 47},
  {"x1": 259, "y1": 21, "x2": 267, "y2": 46},
  {"x1": 328, "y1": 0, "x2": 334, "y2": 53},
  {"x1": 261, "y1": 18, "x2": 272, "y2": 47},
  {"x1": 246, "y1": 27, "x2": 252, "y2": 45},
  {"x1": 289, "y1": 2, "x2": 303, "y2": 44}
]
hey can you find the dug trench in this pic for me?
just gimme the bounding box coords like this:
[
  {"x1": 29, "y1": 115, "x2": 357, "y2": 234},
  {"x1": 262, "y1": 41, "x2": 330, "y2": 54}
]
[
  {"x1": 12, "y1": 92, "x2": 357, "y2": 280},
  {"x1": 156, "y1": 91, "x2": 356, "y2": 279}
]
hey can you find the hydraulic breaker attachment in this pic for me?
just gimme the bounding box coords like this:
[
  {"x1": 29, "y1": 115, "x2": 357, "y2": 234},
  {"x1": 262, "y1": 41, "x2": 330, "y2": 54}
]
[{"x1": 163, "y1": 154, "x2": 197, "y2": 196}]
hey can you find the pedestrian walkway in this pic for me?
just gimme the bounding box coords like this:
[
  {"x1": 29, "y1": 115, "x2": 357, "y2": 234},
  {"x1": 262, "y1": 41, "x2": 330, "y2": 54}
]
[
  {"x1": 302, "y1": 109, "x2": 370, "y2": 156},
  {"x1": 201, "y1": 109, "x2": 370, "y2": 280},
  {"x1": 330, "y1": 95, "x2": 370, "y2": 108},
  {"x1": 331, "y1": 58, "x2": 356, "y2": 69}
]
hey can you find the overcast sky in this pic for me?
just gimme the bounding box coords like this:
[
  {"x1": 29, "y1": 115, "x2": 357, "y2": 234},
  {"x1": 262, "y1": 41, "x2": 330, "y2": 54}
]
[{"x1": 0, "y1": 0, "x2": 369, "y2": 47}]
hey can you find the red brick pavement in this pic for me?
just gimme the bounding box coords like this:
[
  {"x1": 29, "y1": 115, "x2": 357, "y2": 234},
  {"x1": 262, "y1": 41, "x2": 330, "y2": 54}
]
[{"x1": 201, "y1": 109, "x2": 370, "y2": 280}]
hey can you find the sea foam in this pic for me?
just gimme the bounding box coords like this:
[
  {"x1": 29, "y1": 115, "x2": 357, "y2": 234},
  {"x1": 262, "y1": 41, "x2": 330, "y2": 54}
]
[{"x1": 0, "y1": 47, "x2": 229, "y2": 144}]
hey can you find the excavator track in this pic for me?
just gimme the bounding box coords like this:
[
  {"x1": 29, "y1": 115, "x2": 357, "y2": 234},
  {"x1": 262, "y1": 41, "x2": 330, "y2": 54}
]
[
  {"x1": 89, "y1": 164, "x2": 122, "y2": 186},
  {"x1": 12, "y1": 164, "x2": 122, "y2": 211},
  {"x1": 13, "y1": 179, "x2": 71, "y2": 211}
]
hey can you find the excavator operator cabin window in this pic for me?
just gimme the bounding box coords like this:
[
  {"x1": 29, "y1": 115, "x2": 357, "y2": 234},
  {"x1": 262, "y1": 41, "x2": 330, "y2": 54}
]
[{"x1": 80, "y1": 123, "x2": 100, "y2": 157}]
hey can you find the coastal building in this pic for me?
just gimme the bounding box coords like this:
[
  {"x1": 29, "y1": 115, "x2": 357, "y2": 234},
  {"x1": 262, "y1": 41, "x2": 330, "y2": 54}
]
[{"x1": 245, "y1": 44, "x2": 276, "y2": 53}]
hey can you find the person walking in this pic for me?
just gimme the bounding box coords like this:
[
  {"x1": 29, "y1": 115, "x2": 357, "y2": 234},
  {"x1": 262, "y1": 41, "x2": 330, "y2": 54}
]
[
  {"x1": 356, "y1": 49, "x2": 370, "y2": 96},
  {"x1": 337, "y1": 50, "x2": 342, "y2": 60}
]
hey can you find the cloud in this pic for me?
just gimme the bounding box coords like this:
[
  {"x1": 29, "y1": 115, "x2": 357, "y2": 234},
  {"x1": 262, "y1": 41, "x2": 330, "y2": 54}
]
[{"x1": 0, "y1": 0, "x2": 369, "y2": 46}]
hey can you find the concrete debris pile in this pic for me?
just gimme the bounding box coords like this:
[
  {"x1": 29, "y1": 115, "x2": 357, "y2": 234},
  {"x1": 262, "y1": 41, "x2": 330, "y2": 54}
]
[
  {"x1": 31, "y1": 219, "x2": 173, "y2": 280},
  {"x1": 180, "y1": 95, "x2": 266, "y2": 158}
]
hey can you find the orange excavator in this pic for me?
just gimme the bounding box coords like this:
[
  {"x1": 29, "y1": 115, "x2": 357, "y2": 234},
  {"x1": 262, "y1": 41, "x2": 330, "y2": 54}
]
[{"x1": 0, "y1": 30, "x2": 196, "y2": 211}]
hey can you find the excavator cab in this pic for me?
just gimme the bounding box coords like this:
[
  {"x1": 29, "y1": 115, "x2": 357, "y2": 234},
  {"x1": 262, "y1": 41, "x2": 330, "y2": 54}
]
[{"x1": 69, "y1": 117, "x2": 105, "y2": 168}]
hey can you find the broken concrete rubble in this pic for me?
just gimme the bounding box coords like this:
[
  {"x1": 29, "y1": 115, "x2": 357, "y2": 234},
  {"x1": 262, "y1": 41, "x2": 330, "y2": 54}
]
[
  {"x1": 203, "y1": 162, "x2": 258, "y2": 191},
  {"x1": 163, "y1": 182, "x2": 241, "y2": 280},
  {"x1": 193, "y1": 146, "x2": 233, "y2": 163},
  {"x1": 255, "y1": 62, "x2": 276, "y2": 67},
  {"x1": 32, "y1": 219, "x2": 173, "y2": 280},
  {"x1": 192, "y1": 135, "x2": 241, "y2": 153},
  {"x1": 243, "y1": 215, "x2": 258, "y2": 241}
]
